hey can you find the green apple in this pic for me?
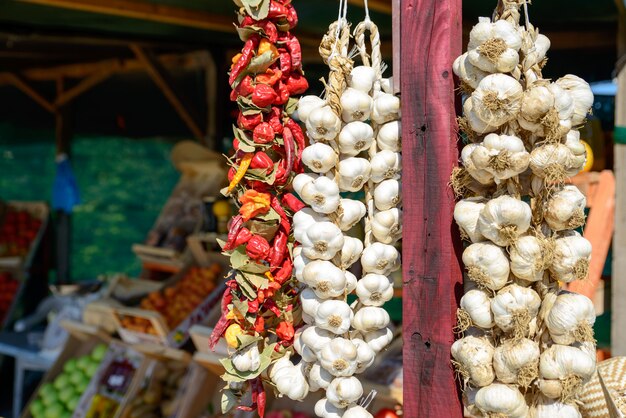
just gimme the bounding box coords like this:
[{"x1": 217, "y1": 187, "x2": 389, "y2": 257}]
[
  {"x1": 53, "y1": 373, "x2": 70, "y2": 390},
  {"x1": 58, "y1": 386, "x2": 75, "y2": 405},
  {"x1": 66, "y1": 394, "x2": 81, "y2": 411},
  {"x1": 44, "y1": 401, "x2": 65, "y2": 418},
  {"x1": 41, "y1": 389, "x2": 59, "y2": 407},
  {"x1": 91, "y1": 344, "x2": 107, "y2": 362},
  {"x1": 63, "y1": 358, "x2": 78, "y2": 374},
  {"x1": 69, "y1": 370, "x2": 85, "y2": 386},
  {"x1": 85, "y1": 361, "x2": 99, "y2": 378},
  {"x1": 39, "y1": 383, "x2": 55, "y2": 399},
  {"x1": 76, "y1": 375, "x2": 91, "y2": 393},
  {"x1": 60, "y1": 412, "x2": 72, "y2": 418},
  {"x1": 29, "y1": 399, "x2": 45, "y2": 417},
  {"x1": 76, "y1": 356, "x2": 90, "y2": 372}
]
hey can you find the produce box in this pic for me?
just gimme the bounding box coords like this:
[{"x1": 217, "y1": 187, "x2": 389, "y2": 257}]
[
  {"x1": 132, "y1": 146, "x2": 227, "y2": 273},
  {"x1": 112, "y1": 264, "x2": 226, "y2": 347},
  {"x1": 0, "y1": 269, "x2": 22, "y2": 328},
  {"x1": 0, "y1": 201, "x2": 48, "y2": 270},
  {"x1": 21, "y1": 320, "x2": 112, "y2": 418}
]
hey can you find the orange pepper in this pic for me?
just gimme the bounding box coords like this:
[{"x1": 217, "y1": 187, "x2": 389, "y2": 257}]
[
  {"x1": 230, "y1": 53, "x2": 242, "y2": 69},
  {"x1": 258, "y1": 39, "x2": 279, "y2": 60},
  {"x1": 239, "y1": 189, "x2": 271, "y2": 221}
]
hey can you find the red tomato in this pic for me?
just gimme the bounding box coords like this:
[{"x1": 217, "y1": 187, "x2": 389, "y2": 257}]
[{"x1": 375, "y1": 409, "x2": 400, "y2": 418}]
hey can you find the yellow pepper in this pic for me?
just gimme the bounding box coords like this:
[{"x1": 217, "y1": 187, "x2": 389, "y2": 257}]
[
  {"x1": 230, "y1": 53, "x2": 242, "y2": 69},
  {"x1": 226, "y1": 153, "x2": 253, "y2": 195},
  {"x1": 258, "y1": 39, "x2": 278, "y2": 60},
  {"x1": 225, "y1": 323, "x2": 244, "y2": 348}
]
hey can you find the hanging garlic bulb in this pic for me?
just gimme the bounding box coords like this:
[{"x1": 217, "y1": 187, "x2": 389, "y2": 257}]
[
  {"x1": 462, "y1": 97, "x2": 499, "y2": 135},
  {"x1": 521, "y1": 33, "x2": 550, "y2": 71},
  {"x1": 319, "y1": 338, "x2": 359, "y2": 377},
  {"x1": 349, "y1": 66, "x2": 377, "y2": 93},
  {"x1": 315, "y1": 300, "x2": 354, "y2": 335},
  {"x1": 370, "y1": 150, "x2": 402, "y2": 183},
  {"x1": 294, "y1": 208, "x2": 330, "y2": 243},
  {"x1": 517, "y1": 83, "x2": 574, "y2": 140},
  {"x1": 530, "y1": 143, "x2": 584, "y2": 183},
  {"x1": 345, "y1": 271, "x2": 357, "y2": 294},
  {"x1": 474, "y1": 383, "x2": 529, "y2": 418},
  {"x1": 293, "y1": 247, "x2": 311, "y2": 283},
  {"x1": 326, "y1": 377, "x2": 363, "y2": 408},
  {"x1": 302, "y1": 260, "x2": 347, "y2": 298},
  {"x1": 353, "y1": 338, "x2": 376, "y2": 373},
  {"x1": 300, "y1": 176, "x2": 341, "y2": 214},
  {"x1": 336, "y1": 198, "x2": 367, "y2": 231},
  {"x1": 340, "y1": 236, "x2": 364, "y2": 269},
  {"x1": 269, "y1": 356, "x2": 310, "y2": 401},
  {"x1": 338, "y1": 121, "x2": 375, "y2": 157},
  {"x1": 309, "y1": 362, "x2": 334, "y2": 392},
  {"x1": 453, "y1": 52, "x2": 489, "y2": 90},
  {"x1": 544, "y1": 185, "x2": 586, "y2": 231},
  {"x1": 293, "y1": 172, "x2": 319, "y2": 197},
  {"x1": 556, "y1": 74, "x2": 594, "y2": 126},
  {"x1": 300, "y1": 326, "x2": 335, "y2": 356},
  {"x1": 373, "y1": 179, "x2": 401, "y2": 211},
  {"x1": 361, "y1": 242, "x2": 401, "y2": 275},
  {"x1": 301, "y1": 287, "x2": 323, "y2": 319},
  {"x1": 363, "y1": 326, "x2": 394, "y2": 353},
  {"x1": 380, "y1": 77, "x2": 394, "y2": 94},
  {"x1": 454, "y1": 197, "x2": 487, "y2": 243},
  {"x1": 294, "y1": 326, "x2": 318, "y2": 361},
  {"x1": 469, "y1": 133, "x2": 530, "y2": 183},
  {"x1": 459, "y1": 288, "x2": 494, "y2": 329},
  {"x1": 470, "y1": 74, "x2": 524, "y2": 128},
  {"x1": 530, "y1": 395, "x2": 582, "y2": 418},
  {"x1": 377, "y1": 121, "x2": 401, "y2": 152},
  {"x1": 509, "y1": 235, "x2": 550, "y2": 282},
  {"x1": 338, "y1": 157, "x2": 371, "y2": 192},
  {"x1": 371, "y1": 208, "x2": 402, "y2": 244},
  {"x1": 461, "y1": 143, "x2": 496, "y2": 185},
  {"x1": 232, "y1": 344, "x2": 261, "y2": 372},
  {"x1": 340, "y1": 88, "x2": 373, "y2": 123},
  {"x1": 545, "y1": 291, "x2": 596, "y2": 345},
  {"x1": 538, "y1": 343, "x2": 596, "y2": 401},
  {"x1": 550, "y1": 231, "x2": 592, "y2": 283},
  {"x1": 371, "y1": 92, "x2": 400, "y2": 124},
  {"x1": 306, "y1": 105, "x2": 342, "y2": 141},
  {"x1": 297, "y1": 95, "x2": 326, "y2": 124},
  {"x1": 300, "y1": 221, "x2": 345, "y2": 260},
  {"x1": 491, "y1": 284, "x2": 541, "y2": 339},
  {"x1": 462, "y1": 242, "x2": 510, "y2": 291},
  {"x1": 315, "y1": 398, "x2": 345, "y2": 418},
  {"x1": 352, "y1": 307, "x2": 390, "y2": 332},
  {"x1": 343, "y1": 405, "x2": 374, "y2": 418},
  {"x1": 302, "y1": 142, "x2": 339, "y2": 173},
  {"x1": 477, "y1": 195, "x2": 532, "y2": 246},
  {"x1": 467, "y1": 18, "x2": 522, "y2": 73},
  {"x1": 451, "y1": 335, "x2": 495, "y2": 387},
  {"x1": 493, "y1": 338, "x2": 540, "y2": 388}
]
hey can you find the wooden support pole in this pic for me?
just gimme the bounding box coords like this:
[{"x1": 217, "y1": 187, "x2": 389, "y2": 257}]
[
  {"x1": 203, "y1": 51, "x2": 218, "y2": 150},
  {"x1": 6, "y1": 73, "x2": 55, "y2": 113},
  {"x1": 400, "y1": 0, "x2": 463, "y2": 416},
  {"x1": 612, "y1": 0, "x2": 626, "y2": 356},
  {"x1": 17, "y1": 0, "x2": 233, "y2": 32},
  {"x1": 131, "y1": 44, "x2": 204, "y2": 141},
  {"x1": 55, "y1": 77, "x2": 73, "y2": 284},
  {"x1": 54, "y1": 69, "x2": 113, "y2": 107}
]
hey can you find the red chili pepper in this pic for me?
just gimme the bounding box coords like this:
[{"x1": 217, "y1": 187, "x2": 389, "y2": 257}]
[
  {"x1": 274, "y1": 257, "x2": 293, "y2": 284},
  {"x1": 255, "y1": 378, "x2": 266, "y2": 418},
  {"x1": 230, "y1": 36, "x2": 259, "y2": 86},
  {"x1": 266, "y1": 106, "x2": 284, "y2": 134},
  {"x1": 228, "y1": 166, "x2": 236, "y2": 182},
  {"x1": 273, "y1": 165, "x2": 287, "y2": 186},
  {"x1": 232, "y1": 138, "x2": 240, "y2": 151},
  {"x1": 252, "y1": 122, "x2": 275, "y2": 144},
  {"x1": 281, "y1": 193, "x2": 305, "y2": 212},
  {"x1": 278, "y1": 50, "x2": 292, "y2": 75},
  {"x1": 254, "y1": 315, "x2": 265, "y2": 333},
  {"x1": 285, "y1": 118, "x2": 305, "y2": 170},
  {"x1": 230, "y1": 75, "x2": 254, "y2": 101},
  {"x1": 276, "y1": 126, "x2": 294, "y2": 183},
  {"x1": 250, "y1": 151, "x2": 274, "y2": 171},
  {"x1": 268, "y1": 229, "x2": 288, "y2": 270},
  {"x1": 268, "y1": 1, "x2": 289, "y2": 19},
  {"x1": 259, "y1": 20, "x2": 278, "y2": 43},
  {"x1": 273, "y1": 81, "x2": 290, "y2": 105},
  {"x1": 247, "y1": 299, "x2": 259, "y2": 314},
  {"x1": 276, "y1": 321, "x2": 294, "y2": 341},
  {"x1": 246, "y1": 235, "x2": 271, "y2": 260},
  {"x1": 263, "y1": 298, "x2": 282, "y2": 317},
  {"x1": 270, "y1": 195, "x2": 291, "y2": 234},
  {"x1": 255, "y1": 68, "x2": 282, "y2": 86},
  {"x1": 285, "y1": 3, "x2": 298, "y2": 29},
  {"x1": 237, "y1": 111, "x2": 263, "y2": 131},
  {"x1": 232, "y1": 227, "x2": 253, "y2": 248},
  {"x1": 252, "y1": 84, "x2": 278, "y2": 108},
  {"x1": 284, "y1": 33, "x2": 302, "y2": 70},
  {"x1": 286, "y1": 73, "x2": 309, "y2": 95},
  {"x1": 223, "y1": 215, "x2": 244, "y2": 251},
  {"x1": 246, "y1": 179, "x2": 271, "y2": 191}
]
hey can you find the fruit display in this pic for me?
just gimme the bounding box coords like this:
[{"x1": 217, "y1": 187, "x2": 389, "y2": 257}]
[
  {"x1": 0, "y1": 206, "x2": 43, "y2": 258},
  {"x1": 0, "y1": 271, "x2": 19, "y2": 323},
  {"x1": 29, "y1": 344, "x2": 108, "y2": 418},
  {"x1": 119, "y1": 264, "x2": 222, "y2": 335},
  {"x1": 122, "y1": 361, "x2": 189, "y2": 418}
]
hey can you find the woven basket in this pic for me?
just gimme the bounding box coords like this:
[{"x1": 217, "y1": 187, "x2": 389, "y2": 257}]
[{"x1": 580, "y1": 357, "x2": 626, "y2": 417}]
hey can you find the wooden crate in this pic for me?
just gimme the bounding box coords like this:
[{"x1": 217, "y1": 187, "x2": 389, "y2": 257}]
[{"x1": 0, "y1": 201, "x2": 49, "y2": 271}]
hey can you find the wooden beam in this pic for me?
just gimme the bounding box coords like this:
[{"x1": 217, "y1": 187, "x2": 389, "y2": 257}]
[
  {"x1": 54, "y1": 69, "x2": 113, "y2": 107},
  {"x1": 5, "y1": 72, "x2": 55, "y2": 113},
  {"x1": 347, "y1": 0, "x2": 392, "y2": 14},
  {"x1": 202, "y1": 51, "x2": 218, "y2": 150},
  {"x1": 17, "y1": 0, "x2": 233, "y2": 32},
  {"x1": 400, "y1": 0, "x2": 463, "y2": 415},
  {"x1": 131, "y1": 44, "x2": 204, "y2": 141}
]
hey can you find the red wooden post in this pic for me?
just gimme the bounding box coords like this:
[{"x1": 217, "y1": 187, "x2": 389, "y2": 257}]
[{"x1": 399, "y1": 0, "x2": 463, "y2": 416}]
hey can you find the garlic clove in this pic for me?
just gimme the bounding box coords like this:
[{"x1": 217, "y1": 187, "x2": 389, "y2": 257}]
[
  {"x1": 356, "y1": 274, "x2": 394, "y2": 307},
  {"x1": 302, "y1": 142, "x2": 339, "y2": 173},
  {"x1": 338, "y1": 157, "x2": 371, "y2": 192},
  {"x1": 370, "y1": 150, "x2": 402, "y2": 183},
  {"x1": 345, "y1": 270, "x2": 358, "y2": 294},
  {"x1": 338, "y1": 121, "x2": 375, "y2": 157},
  {"x1": 377, "y1": 121, "x2": 401, "y2": 152},
  {"x1": 361, "y1": 242, "x2": 401, "y2": 275},
  {"x1": 462, "y1": 242, "x2": 510, "y2": 291},
  {"x1": 336, "y1": 199, "x2": 367, "y2": 231},
  {"x1": 340, "y1": 88, "x2": 373, "y2": 123},
  {"x1": 340, "y1": 237, "x2": 364, "y2": 269},
  {"x1": 373, "y1": 179, "x2": 401, "y2": 211},
  {"x1": 352, "y1": 306, "x2": 390, "y2": 332},
  {"x1": 352, "y1": 338, "x2": 376, "y2": 373},
  {"x1": 348, "y1": 66, "x2": 377, "y2": 93},
  {"x1": 372, "y1": 208, "x2": 402, "y2": 244}
]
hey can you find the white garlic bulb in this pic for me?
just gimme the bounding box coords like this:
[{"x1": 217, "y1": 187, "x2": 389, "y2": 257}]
[
  {"x1": 380, "y1": 77, "x2": 394, "y2": 94},
  {"x1": 530, "y1": 143, "x2": 583, "y2": 183},
  {"x1": 530, "y1": 395, "x2": 582, "y2": 418},
  {"x1": 302, "y1": 142, "x2": 339, "y2": 173},
  {"x1": 545, "y1": 291, "x2": 595, "y2": 345},
  {"x1": 294, "y1": 249, "x2": 311, "y2": 282},
  {"x1": 370, "y1": 150, "x2": 402, "y2": 183},
  {"x1": 293, "y1": 172, "x2": 318, "y2": 197},
  {"x1": 319, "y1": 338, "x2": 359, "y2": 377},
  {"x1": 340, "y1": 236, "x2": 364, "y2": 269},
  {"x1": 338, "y1": 121, "x2": 375, "y2": 157},
  {"x1": 550, "y1": 231, "x2": 592, "y2": 283},
  {"x1": 352, "y1": 307, "x2": 390, "y2": 332},
  {"x1": 463, "y1": 97, "x2": 498, "y2": 135},
  {"x1": 352, "y1": 338, "x2": 376, "y2": 373},
  {"x1": 371, "y1": 92, "x2": 400, "y2": 124},
  {"x1": 491, "y1": 284, "x2": 541, "y2": 338},
  {"x1": 453, "y1": 52, "x2": 489, "y2": 89},
  {"x1": 300, "y1": 176, "x2": 341, "y2": 214},
  {"x1": 462, "y1": 242, "x2": 510, "y2": 291},
  {"x1": 232, "y1": 344, "x2": 261, "y2": 372},
  {"x1": 340, "y1": 88, "x2": 373, "y2": 123},
  {"x1": 302, "y1": 260, "x2": 347, "y2": 299},
  {"x1": 521, "y1": 34, "x2": 550, "y2": 71},
  {"x1": 356, "y1": 274, "x2": 394, "y2": 307},
  {"x1": 469, "y1": 133, "x2": 530, "y2": 183},
  {"x1": 467, "y1": 18, "x2": 522, "y2": 73},
  {"x1": 293, "y1": 208, "x2": 330, "y2": 243},
  {"x1": 371, "y1": 208, "x2": 402, "y2": 244},
  {"x1": 470, "y1": 74, "x2": 523, "y2": 128},
  {"x1": 306, "y1": 105, "x2": 342, "y2": 141},
  {"x1": 564, "y1": 130, "x2": 588, "y2": 170},
  {"x1": 459, "y1": 288, "x2": 494, "y2": 329},
  {"x1": 361, "y1": 242, "x2": 401, "y2": 275},
  {"x1": 556, "y1": 74, "x2": 594, "y2": 126},
  {"x1": 349, "y1": 66, "x2": 377, "y2": 93},
  {"x1": 373, "y1": 179, "x2": 401, "y2": 211},
  {"x1": 509, "y1": 235, "x2": 548, "y2": 282},
  {"x1": 315, "y1": 300, "x2": 354, "y2": 335},
  {"x1": 301, "y1": 221, "x2": 344, "y2": 260},
  {"x1": 538, "y1": 343, "x2": 596, "y2": 400},
  {"x1": 294, "y1": 326, "x2": 317, "y2": 362},
  {"x1": 309, "y1": 361, "x2": 334, "y2": 392},
  {"x1": 338, "y1": 157, "x2": 371, "y2": 192},
  {"x1": 297, "y1": 95, "x2": 326, "y2": 124},
  {"x1": 345, "y1": 271, "x2": 358, "y2": 294},
  {"x1": 518, "y1": 83, "x2": 574, "y2": 140},
  {"x1": 461, "y1": 143, "x2": 495, "y2": 185},
  {"x1": 336, "y1": 199, "x2": 367, "y2": 231},
  {"x1": 270, "y1": 357, "x2": 310, "y2": 401},
  {"x1": 301, "y1": 287, "x2": 323, "y2": 318},
  {"x1": 477, "y1": 195, "x2": 532, "y2": 246},
  {"x1": 454, "y1": 197, "x2": 486, "y2": 243},
  {"x1": 343, "y1": 405, "x2": 374, "y2": 418},
  {"x1": 314, "y1": 398, "x2": 345, "y2": 418},
  {"x1": 451, "y1": 335, "x2": 495, "y2": 387},
  {"x1": 363, "y1": 326, "x2": 394, "y2": 352},
  {"x1": 377, "y1": 121, "x2": 401, "y2": 152},
  {"x1": 544, "y1": 185, "x2": 586, "y2": 231},
  {"x1": 326, "y1": 377, "x2": 363, "y2": 408},
  {"x1": 493, "y1": 338, "x2": 540, "y2": 387},
  {"x1": 474, "y1": 383, "x2": 529, "y2": 418},
  {"x1": 300, "y1": 326, "x2": 335, "y2": 355}
]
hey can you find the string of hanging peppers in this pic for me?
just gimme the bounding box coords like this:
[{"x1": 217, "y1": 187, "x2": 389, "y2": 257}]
[{"x1": 210, "y1": 1, "x2": 308, "y2": 416}]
